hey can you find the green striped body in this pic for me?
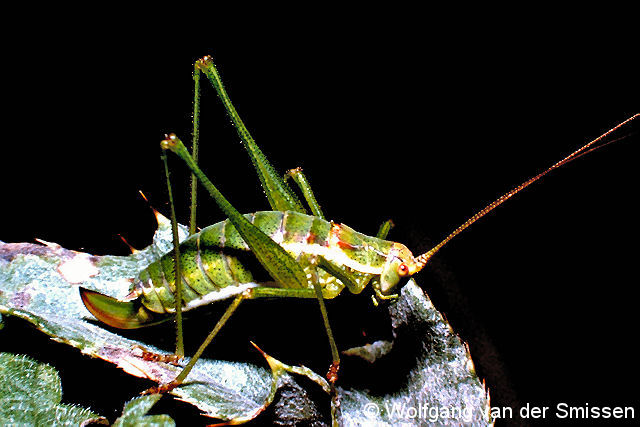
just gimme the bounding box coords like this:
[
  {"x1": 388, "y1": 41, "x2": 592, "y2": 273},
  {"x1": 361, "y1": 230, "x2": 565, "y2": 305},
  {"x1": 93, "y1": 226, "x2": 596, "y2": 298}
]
[{"x1": 131, "y1": 211, "x2": 396, "y2": 314}]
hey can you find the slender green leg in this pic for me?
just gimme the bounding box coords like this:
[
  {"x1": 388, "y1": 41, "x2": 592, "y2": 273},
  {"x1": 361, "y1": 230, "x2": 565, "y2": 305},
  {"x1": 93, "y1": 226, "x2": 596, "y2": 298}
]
[
  {"x1": 161, "y1": 152, "x2": 184, "y2": 358},
  {"x1": 285, "y1": 168, "x2": 348, "y2": 384},
  {"x1": 248, "y1": 285, "x2": 341, "y2": 300},
  {"x1": 283, "y1": 167, "x2": 342, "y2": 378},
  {"x1": 188, "y1": 62, "x2": 202, "y2": 236},
  {"x1": 306, "y1": 259, "x2": 340, "y2": 377},
  {"x1": 144, "y1": 293, "x2": 247, "y2": 394},
  {"x1": 285, "y1": 167, "x2": 325, "y2": 219},
  {"x1": 195, "y1": 55, "x2": 306, "y2": 214},
  {"x1": 376, "y1": 219, "x2": 394, "y2": 239}
]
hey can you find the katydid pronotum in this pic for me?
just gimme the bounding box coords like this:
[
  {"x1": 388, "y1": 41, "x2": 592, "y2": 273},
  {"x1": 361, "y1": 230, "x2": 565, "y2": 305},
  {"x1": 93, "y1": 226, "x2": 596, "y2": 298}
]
[{"x1": 77, "y1": 54, "x2": 639, "y2": 407}]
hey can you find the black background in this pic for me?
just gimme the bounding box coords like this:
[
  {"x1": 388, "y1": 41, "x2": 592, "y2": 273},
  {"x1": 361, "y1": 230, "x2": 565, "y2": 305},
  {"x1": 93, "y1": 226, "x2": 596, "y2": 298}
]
[{"x1": 1, "y1": 25, "x2": 638, "y2": 426}]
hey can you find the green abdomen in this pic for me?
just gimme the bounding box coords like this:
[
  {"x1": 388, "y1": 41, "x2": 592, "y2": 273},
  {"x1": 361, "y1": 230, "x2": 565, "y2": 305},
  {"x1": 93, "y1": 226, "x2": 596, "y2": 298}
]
[{"x1": 133, "y1": 211, "x2": 333, "y2": 313}]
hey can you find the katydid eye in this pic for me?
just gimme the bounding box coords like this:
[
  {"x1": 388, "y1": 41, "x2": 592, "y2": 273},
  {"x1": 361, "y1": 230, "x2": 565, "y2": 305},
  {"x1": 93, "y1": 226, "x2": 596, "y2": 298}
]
[{"x1": 398, "y1": 263, "x2": 409, "y2": 276}]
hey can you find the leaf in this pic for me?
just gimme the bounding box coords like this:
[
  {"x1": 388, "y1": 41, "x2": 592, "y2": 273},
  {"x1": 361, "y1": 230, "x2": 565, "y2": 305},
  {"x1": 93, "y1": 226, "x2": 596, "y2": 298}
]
[
  {"x1": 113, "y1": 394, "x2": 175, "y2": 427},
  {"x1": 335, "y1": 280, "x2": 492, "y2": 425},
  {"x1": 0, "y1": 352, "x2": 105, "y2": 425},
  {"x1": 0, "y1": 214, "x2": 491, "y2": 425},
  {"x1": 0, "y1": 215, "x2": 275, "y2": 423}
]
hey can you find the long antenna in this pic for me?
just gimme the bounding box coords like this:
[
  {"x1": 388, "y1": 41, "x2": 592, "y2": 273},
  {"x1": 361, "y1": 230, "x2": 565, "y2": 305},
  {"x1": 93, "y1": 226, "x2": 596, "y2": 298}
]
[{"x1": 413, "y1": 113, "x2": 638, "y2": 271}]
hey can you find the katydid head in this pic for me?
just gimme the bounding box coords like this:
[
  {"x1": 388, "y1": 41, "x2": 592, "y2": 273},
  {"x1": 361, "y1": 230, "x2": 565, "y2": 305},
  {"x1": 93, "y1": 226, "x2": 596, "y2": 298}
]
[{"x1": 378, "y1": 243, "x2": 420, "y2": 296}]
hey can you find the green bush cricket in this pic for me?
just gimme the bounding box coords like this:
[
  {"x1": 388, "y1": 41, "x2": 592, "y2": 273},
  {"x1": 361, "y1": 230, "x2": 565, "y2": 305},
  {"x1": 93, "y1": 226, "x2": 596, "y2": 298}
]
[{"x1": 77, "y1": 53, "x2": 638, "y2": 404}]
